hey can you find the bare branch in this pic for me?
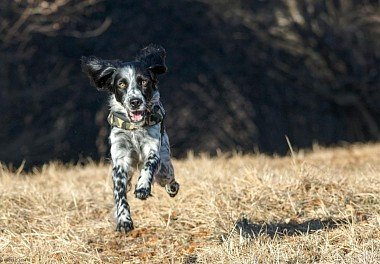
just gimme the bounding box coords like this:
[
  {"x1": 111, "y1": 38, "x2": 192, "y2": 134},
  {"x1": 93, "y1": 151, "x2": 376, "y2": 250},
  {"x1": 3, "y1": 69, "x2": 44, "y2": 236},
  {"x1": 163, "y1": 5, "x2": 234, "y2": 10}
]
[{"x1": 66, "y1": 17, "x2": 112, "y2": 38}]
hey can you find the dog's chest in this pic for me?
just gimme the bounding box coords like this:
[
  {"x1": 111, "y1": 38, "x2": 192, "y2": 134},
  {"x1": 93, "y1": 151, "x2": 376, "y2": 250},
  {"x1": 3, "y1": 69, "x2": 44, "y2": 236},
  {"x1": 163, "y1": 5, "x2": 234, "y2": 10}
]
[
  {"x1": 129, "y1": 130, "x2": 147, "y2": 150},
  {"x1": 110, "y1": 124, "x2": 161, "y2": 153}
]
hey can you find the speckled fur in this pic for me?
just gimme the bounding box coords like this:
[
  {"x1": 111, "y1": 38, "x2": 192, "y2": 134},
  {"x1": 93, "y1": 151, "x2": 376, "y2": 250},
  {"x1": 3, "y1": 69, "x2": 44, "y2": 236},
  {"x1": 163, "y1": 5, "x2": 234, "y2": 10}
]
[{"x1": 81, "y1": 45, "x2": 179, "y2": 232}]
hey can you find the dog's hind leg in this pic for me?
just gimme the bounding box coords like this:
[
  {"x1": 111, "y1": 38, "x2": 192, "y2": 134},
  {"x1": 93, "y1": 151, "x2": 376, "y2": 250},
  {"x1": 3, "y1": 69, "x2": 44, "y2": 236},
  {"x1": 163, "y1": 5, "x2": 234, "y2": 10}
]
[{"x1": 155, "y1": 132, "x2": 180, "y2": 197}]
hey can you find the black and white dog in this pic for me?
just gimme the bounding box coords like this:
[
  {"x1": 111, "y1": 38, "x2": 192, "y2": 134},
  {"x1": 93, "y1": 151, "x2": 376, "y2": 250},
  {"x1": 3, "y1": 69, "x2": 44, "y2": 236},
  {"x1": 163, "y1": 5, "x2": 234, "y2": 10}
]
[{"x1": 81, "y1": 44, "x2": 179, "y2": 232}]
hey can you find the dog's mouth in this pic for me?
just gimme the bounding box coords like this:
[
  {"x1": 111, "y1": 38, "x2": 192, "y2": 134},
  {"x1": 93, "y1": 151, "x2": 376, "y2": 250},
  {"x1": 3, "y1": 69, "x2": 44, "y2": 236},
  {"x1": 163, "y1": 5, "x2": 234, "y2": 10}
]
[{"x1": 128, "y1": 110, "x2": 145, "y2": 123}]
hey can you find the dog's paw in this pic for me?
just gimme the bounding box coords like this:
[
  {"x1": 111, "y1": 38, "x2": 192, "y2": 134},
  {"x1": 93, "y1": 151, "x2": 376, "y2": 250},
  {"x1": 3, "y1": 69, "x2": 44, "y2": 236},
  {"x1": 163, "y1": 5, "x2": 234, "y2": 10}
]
[
  {"x1": 165, "y1": 181, "x2": 179, "y2": 197},
  {"x1": 134, "y1": 186, "x2": 151, "y2": 200},
  {"x1": 116, "y1": 218, "x2": 134, "y2": 233}
]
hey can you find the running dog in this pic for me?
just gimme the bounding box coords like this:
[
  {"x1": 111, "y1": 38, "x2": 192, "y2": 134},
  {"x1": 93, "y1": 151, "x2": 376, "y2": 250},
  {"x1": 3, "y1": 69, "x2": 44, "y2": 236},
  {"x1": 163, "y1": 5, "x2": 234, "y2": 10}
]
[{"x1": 81, "y1": 44, "x2": 179, "y2": 232}]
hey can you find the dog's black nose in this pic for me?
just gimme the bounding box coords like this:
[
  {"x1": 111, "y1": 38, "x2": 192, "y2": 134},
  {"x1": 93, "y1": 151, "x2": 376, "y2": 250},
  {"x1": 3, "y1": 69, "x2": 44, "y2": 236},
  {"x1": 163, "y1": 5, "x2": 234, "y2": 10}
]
[{"x1": 130, "y1": 98, "x2": 142, "y2": 108}]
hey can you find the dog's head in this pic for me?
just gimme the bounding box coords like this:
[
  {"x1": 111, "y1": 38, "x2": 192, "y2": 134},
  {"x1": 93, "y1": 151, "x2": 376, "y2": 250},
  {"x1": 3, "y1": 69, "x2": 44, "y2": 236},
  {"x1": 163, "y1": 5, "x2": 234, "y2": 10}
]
[{"x1": 81, "y1": 44, "x2": 167, "y2": 124}]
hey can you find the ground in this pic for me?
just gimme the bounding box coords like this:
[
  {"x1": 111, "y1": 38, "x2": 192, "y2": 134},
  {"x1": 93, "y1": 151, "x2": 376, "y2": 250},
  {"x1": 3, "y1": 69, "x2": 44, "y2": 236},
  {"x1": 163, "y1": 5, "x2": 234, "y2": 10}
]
[{"x1": 1, "y1": 144, "x2": 380, "y2": 263}]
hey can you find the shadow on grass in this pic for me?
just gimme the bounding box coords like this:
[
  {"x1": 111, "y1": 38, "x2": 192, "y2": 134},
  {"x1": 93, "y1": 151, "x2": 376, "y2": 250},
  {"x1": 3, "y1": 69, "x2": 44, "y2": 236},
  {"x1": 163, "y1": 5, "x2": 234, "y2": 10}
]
[
  {"x1": 233, "y1": 217, "x2": 349, "y2": 238},
  {"x1": 184, "y1": 218, "x2": 350, "y2": 263}
]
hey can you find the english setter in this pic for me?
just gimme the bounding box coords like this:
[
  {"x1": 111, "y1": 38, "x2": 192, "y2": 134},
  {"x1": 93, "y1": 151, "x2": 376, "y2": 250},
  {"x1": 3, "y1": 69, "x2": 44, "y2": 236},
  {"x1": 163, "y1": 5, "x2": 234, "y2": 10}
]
[{"x1": 81, "y1": 44, "x2": 179, "y2": 232}]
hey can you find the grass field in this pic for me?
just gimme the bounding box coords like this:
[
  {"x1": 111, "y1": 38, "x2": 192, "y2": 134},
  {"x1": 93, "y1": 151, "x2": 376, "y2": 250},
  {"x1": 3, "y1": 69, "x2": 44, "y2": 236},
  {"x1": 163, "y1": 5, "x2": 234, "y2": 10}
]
[{"x1": 1, "y1": 144, "x2": 380, "y2": 263}]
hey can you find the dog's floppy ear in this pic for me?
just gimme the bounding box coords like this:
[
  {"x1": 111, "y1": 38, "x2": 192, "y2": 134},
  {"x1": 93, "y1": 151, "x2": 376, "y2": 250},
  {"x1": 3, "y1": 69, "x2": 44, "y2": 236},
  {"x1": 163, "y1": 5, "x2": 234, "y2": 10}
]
[
  {"x1": 136, "y1": 44, "x2": 167, "y2": 75},
  {"x1": 81, "y1": 56, "x2": 119, "y2": 91}
]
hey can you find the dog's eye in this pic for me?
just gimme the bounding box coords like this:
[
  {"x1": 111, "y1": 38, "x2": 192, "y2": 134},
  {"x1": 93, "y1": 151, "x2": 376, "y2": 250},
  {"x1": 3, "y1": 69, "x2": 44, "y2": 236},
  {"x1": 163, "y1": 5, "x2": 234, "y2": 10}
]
[
  {"x1": 118, "y1": 81, "x2": 128, "y2": 89},
  {"x1": 141, "y1": 80, "x2": 148, "y2": 87}
]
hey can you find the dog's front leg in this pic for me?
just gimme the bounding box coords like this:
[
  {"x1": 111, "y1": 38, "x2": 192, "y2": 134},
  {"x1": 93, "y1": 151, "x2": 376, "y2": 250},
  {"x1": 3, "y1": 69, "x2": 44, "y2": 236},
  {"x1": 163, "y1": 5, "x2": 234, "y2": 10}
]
[
  {"x1": 112, "y1": 160, "x2": 134, "y2": 232},
  {"x1": 110, "y1": 131, "x2": 134, "y2": 232},
  {"x1": 135, "y1": 142, "x2": 160, "y2": 200}
]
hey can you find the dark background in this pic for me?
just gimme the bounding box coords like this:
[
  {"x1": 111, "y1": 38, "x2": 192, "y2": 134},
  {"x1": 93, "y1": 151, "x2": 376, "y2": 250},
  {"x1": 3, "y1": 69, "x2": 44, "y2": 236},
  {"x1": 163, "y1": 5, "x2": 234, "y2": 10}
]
[{"x1": 1, "y1": 0, "x2": 379, "y2": 167}]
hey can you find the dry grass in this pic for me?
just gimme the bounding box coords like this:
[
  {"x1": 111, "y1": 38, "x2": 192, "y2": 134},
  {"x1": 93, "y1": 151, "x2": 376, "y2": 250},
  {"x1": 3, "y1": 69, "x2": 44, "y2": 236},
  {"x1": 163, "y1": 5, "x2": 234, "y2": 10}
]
[{"x1": 1, "y1": 144, "x2": 380, "y2": 263}]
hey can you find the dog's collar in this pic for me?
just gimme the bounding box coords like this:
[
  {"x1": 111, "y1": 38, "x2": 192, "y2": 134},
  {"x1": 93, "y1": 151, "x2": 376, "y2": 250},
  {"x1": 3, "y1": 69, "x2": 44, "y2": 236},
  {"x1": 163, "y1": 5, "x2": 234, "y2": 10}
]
[{"x1": 107, "y1": 103, "x2": 165, "y2": 130}]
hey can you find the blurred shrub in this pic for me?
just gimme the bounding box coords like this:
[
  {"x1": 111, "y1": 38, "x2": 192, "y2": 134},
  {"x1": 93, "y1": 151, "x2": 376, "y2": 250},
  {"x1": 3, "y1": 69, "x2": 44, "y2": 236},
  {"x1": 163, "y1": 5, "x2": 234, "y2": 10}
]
[{"x1": 0, "y1": 0, "x2": 379, "y2": 166}]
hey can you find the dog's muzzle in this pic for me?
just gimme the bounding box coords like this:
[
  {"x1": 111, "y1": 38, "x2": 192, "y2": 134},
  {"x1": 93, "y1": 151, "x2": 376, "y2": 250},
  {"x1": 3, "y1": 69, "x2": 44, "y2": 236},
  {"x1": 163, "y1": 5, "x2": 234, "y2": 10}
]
[
  {"x1": 128, "y1": 110, "x2": 145, "y2": 123},
  {"x1": 128, "y1": 98, "x2": 145, "y2": 123}
]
